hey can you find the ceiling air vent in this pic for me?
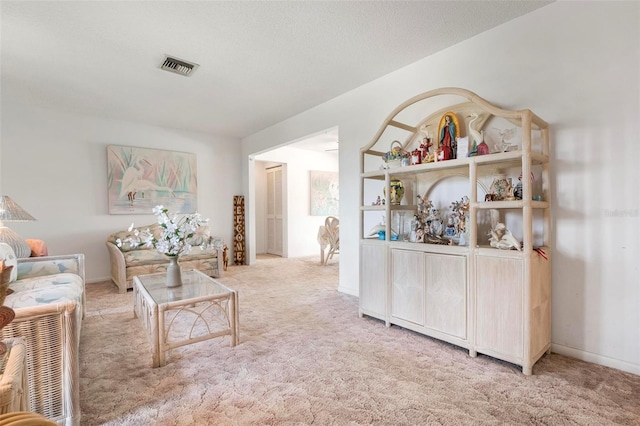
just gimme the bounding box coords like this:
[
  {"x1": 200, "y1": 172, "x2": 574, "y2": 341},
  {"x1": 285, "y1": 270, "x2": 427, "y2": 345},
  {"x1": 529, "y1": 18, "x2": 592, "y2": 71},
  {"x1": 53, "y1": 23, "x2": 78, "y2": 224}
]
[{"x1": 160, "y1": 55, "x2": 199, "y2": 77}]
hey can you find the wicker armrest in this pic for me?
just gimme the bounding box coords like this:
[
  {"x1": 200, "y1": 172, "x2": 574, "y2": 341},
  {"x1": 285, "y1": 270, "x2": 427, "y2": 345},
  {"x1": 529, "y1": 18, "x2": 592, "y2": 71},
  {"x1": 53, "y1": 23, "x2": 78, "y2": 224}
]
[
  {"x1": 0, "y1": 338, "x2": 28, "y2": 415},
  {"x1": 16, "y1": 254, "x2": 85, "y2": 320},
  {"x1": 105, "y1": 241, "x2": 128, "y2": 294},
  {"x1": 1, "y1": 301, "x2": 80, "y2": 425}
]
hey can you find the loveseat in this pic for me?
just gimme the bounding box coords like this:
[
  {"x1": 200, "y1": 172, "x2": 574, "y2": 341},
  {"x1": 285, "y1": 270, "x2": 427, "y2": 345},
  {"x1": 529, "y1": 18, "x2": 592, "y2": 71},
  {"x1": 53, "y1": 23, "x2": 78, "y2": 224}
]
[
  {"x1": 106, "y1": 223, "x2": 225, "y2": 294},
  {"x1": 0, "y1": 247, "x2": 85, "y2": 426}
]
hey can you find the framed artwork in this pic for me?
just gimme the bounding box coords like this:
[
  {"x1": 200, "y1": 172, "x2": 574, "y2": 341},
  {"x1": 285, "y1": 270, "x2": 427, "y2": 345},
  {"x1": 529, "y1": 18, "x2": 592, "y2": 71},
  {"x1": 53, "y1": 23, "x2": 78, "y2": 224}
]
[
  {"x1": 107, "y1": 145, "x2": 197, "y2": 214},
  {"x1": 310, "y1": 170, "x2": 339, "y2": 216}
]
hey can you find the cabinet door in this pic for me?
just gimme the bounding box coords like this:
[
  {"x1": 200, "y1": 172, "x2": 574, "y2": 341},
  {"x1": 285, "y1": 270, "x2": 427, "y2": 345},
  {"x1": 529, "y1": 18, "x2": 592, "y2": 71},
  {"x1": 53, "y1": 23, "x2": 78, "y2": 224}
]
[
  {"x1": 391, "y1": 249, "x2": 424, "y2": 325},
  {"x1": 424, "y1": 253, "x2": 466, "y2": 339},
  {"x1": 360, "y1": 244, "x2": 387, "y2": 320},
  {"x1": 266, "y1": 167, "x2": 283, "y2": 256},
  {"x1": 475, "y1": 255, "x2": 523, "y2": 359}
]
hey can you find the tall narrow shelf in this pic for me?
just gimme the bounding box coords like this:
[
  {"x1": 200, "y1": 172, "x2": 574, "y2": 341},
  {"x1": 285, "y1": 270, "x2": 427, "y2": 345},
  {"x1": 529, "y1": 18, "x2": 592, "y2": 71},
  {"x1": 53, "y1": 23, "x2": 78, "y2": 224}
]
[{"x1": 358, "y1": 87, "x2": 551, "y2": 375}]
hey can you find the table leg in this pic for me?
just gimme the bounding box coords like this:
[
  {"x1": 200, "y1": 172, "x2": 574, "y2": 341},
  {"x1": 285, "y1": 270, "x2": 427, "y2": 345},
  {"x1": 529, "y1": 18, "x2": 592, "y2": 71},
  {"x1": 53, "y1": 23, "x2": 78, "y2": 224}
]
[
  {"x1": 231, "y1": 292, "x2": 239, "y2": 346},
  {"x1": 152, "y1": 305, "x2": 162, "y2": 368}
]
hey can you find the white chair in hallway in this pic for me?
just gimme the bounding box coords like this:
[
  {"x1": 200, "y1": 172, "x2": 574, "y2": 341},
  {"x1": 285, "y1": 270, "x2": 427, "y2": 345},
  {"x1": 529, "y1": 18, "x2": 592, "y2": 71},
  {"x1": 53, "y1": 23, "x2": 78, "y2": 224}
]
[{"x1": 318, "y1": 216, "x2": 339, "y2": 265}]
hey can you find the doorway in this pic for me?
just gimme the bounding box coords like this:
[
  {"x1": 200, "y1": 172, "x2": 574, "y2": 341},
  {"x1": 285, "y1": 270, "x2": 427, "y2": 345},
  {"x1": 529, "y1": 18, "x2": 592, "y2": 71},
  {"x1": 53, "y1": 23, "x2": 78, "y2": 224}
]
[{"x1": 251, "y1": 127, "x2": 339, "y2": 262}]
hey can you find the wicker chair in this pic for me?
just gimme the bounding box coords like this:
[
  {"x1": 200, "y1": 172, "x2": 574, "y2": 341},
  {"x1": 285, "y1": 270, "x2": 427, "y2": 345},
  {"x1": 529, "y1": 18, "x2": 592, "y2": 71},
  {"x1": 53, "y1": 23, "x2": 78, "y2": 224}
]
[{"x1": 322, "y1": 216, "x2": 339, "y2": 265}]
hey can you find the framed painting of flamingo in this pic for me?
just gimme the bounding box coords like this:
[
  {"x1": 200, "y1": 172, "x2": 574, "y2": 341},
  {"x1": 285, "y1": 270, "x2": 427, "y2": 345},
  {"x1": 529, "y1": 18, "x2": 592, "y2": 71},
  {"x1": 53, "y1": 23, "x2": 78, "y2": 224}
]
[{"x1": 107, "y1": 145, "x2": 197, "y2": 214}]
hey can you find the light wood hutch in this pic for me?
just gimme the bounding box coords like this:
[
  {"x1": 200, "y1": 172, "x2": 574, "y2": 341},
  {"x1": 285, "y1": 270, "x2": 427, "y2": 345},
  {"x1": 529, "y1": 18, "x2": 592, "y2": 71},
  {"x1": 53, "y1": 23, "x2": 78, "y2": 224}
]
[{"x1": 359, "y1": 87, "x2": 551, "y2": 375}]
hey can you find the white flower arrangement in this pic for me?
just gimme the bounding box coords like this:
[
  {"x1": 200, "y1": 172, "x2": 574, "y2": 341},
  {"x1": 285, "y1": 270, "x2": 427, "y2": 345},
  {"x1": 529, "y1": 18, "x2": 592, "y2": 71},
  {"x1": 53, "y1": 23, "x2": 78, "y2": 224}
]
[{"x1": 116, "y1": 205, "x2": 212, "y2": 256}]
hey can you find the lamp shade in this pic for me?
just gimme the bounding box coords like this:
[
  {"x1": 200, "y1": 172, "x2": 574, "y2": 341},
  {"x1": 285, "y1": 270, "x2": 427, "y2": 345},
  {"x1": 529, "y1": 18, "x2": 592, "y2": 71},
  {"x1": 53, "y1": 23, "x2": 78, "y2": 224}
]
[
  {"x1": 0, "y1": 196, "x2": 35, "y2": 259},
  {"x1": 0, "y1": 196, "x2": 36, "y2": 222}
]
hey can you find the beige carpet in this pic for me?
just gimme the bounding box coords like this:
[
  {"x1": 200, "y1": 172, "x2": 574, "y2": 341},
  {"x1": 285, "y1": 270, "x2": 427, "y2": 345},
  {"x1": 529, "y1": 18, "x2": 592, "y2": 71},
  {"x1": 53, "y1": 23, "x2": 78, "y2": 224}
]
[{"x1": 80, "y1": 256, "x2": 640, "y2": 425}]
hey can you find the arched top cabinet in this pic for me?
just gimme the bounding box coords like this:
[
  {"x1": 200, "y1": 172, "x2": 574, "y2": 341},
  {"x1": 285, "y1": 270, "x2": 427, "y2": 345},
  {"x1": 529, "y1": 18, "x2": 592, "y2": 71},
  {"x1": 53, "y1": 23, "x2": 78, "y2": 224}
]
[{"x1": 359, "y1": 87, "x2": 551, "y2": 375}]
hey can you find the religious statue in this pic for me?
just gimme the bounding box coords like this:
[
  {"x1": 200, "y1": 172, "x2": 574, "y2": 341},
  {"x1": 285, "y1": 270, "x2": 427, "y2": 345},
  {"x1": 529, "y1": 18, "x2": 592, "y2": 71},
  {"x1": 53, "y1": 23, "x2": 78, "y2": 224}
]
[{"x1": 437, "y1": 112, "x2": 460, "y2": 161}]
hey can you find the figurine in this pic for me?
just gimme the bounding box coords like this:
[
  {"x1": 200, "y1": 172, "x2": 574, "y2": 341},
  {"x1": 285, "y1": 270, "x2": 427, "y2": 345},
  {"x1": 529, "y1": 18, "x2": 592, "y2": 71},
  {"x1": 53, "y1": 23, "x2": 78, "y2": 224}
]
[
  {"x1": 419, "y1": 124, "x2": 433, "y2": 162},
  {"x1": 493, "y1": 127, "x2": 518, "y2": 152},
  {"x1": 488, "y1": 222, "x2": 522, "y2": 251},
  {"x1": 467, "y1": 113, "x2": 488, "y2": 157},
  {"x1": 438, "y1": 113, "x2": 458, "y2": 160},
  {"x1": 410, "y1": 148, "x2": 422, "y2": 165}
]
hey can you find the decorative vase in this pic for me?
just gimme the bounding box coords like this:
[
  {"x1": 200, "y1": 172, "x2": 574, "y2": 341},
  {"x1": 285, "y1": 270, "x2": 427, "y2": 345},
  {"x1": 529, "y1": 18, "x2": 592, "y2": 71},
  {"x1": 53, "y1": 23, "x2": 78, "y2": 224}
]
[
  {"x1": 166, "y1": 255, "x2": 182, "y2": 288},
  {"x1": 489, "y1": 175, "x2": 512, "y2": 201},
  {"x1": 383, "y1": 177, "x2": 405, "y2": 205}
]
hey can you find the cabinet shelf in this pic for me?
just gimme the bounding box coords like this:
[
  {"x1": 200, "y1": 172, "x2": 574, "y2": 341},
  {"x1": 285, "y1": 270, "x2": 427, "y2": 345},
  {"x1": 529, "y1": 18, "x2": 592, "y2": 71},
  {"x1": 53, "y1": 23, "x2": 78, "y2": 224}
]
[
  {"x1": 474, "y1": 200, "x2": 549, "y2": 209},
  {"x1": 388, "y1": 240, "x2": 470, "y2": 254},
  {"x1": 360, "y1": 205, "x2": 417, "y2": 211},
  {"x1": 359, "y1": 87, "x2": 551, "y2": 376},
  {"x1": 361, "y1": 151, "x2": 550, "y2": 177},
  {"x1": 475, "y1": 245, "x2": 550, "y2": 258}
]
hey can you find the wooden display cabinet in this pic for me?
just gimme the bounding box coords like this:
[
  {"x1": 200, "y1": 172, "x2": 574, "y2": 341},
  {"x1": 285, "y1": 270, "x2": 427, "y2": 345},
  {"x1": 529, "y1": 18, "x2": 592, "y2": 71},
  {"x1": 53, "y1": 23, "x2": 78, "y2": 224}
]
[{"x1": 358, "y1": 87, "x2": 551, "y2": 374}]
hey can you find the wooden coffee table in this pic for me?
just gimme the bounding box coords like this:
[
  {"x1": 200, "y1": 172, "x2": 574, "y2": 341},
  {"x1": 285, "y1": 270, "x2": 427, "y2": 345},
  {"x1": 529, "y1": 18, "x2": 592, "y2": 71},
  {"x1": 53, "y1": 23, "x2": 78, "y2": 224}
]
[{"x1": 133, "y1": 269, "x2": 239, "y2": 367}]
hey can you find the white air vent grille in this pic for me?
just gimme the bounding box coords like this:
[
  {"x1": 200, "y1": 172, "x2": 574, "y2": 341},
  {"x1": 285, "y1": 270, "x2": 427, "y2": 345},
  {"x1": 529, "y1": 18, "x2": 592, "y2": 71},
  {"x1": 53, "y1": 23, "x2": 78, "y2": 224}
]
[{"x1": 160, "y1": 56, "x2": 199, "y2": 77}]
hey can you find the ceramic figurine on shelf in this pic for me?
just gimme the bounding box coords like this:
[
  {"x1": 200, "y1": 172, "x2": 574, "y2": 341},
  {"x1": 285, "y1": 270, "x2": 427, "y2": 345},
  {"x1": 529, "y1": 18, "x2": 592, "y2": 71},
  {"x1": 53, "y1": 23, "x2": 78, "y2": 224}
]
[
  {"x1": 419, "y1": 124, "x2": 433, "y2": 162},
  {"x1": 490, "y1": 175, "x2": 512, "y2": 201},
  {"x1": 438, "y1": 113, "x2": 459, "y2": 160},
  {"x1": 445, "y1": 217, "x2": 456, "y2": 237},
  {"x1": 410, "y1": 214, "x2": 420, "y2": 242},
  {"x1": 410, "y1": 148, "x2": 422, "y2": 165},
  {"x1": 493, "y1": 127, "x2": 518, "y2": 152},
  {"x1": 514, "y1": 177, "x2": 523, "y2": 200},
  {"x1": 385, "y1": 177, "x2": 404, "y2": 205},
  {"x1": 426, "y1": 208, "x2": 443, "y2": 236},
  {"x1": 467, "y1": 113, "x2": 489, "y2": 157},
  {"x1": 488, "y1": 222, "x2": 522, "y2": 251}
]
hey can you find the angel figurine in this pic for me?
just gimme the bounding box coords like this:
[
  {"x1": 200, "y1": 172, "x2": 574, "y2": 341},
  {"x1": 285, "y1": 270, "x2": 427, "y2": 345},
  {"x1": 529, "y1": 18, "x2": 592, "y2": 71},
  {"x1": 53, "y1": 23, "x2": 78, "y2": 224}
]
[
  {"x1": 418, "y1": 124, "x2": 433, "y2": 162},
  {"x1": 493, "y1": 127, "x2": 518, "y2": 152}
]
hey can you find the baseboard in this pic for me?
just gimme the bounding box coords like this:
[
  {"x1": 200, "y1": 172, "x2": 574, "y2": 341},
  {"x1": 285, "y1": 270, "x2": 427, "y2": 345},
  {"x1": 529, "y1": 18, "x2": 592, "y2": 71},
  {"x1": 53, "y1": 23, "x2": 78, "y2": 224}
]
[
  {"x1": 86, "y1": 277, "x2": 113, "y2": 284},
  {"x1": 338, "y1": 285, "x2": 358, "y2": 297},
  {"x1": 551, "y1": 343, "x2": 640, "y2": 376}
]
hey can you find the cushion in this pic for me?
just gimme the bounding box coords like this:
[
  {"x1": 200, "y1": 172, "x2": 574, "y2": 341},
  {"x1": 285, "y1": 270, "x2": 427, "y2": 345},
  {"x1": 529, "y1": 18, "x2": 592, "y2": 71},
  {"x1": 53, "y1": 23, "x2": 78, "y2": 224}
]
[
  {"x1": 107, "y1": 223, "x2": 161, "y2": 252},
  {"x1": 0, "y1": 244, "x2": 18, "y2": 283},
  {"x1": 5, "y1": 273, "x2": 84, "y2": 311},
  {"x1": 26, "y1": 239, "x2": 49, "y2": 257}
]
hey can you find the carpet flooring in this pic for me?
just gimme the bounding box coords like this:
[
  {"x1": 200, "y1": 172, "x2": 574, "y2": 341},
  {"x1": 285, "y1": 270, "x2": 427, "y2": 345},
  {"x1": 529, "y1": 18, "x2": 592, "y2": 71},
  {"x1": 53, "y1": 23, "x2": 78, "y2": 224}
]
[{"x1": 79, "y1": 255, "x2": 640, "y2": 425}]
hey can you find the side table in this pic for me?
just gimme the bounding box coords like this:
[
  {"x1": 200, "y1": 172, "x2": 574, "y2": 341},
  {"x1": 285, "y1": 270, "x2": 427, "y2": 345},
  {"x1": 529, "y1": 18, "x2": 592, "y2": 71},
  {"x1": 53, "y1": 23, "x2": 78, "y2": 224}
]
[{"x1": 0, "y1": 338, "x2": 28, "y2": 414}]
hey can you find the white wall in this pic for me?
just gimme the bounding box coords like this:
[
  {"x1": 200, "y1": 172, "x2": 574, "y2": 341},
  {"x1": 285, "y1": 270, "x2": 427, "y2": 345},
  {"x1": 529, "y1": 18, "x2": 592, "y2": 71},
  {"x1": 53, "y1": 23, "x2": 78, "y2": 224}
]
[
  {"x1": 255, "y1": 147, "x2": 339, "y2": 258},
  {"x1": 1, "y1": 103, "x2": 242, "y2": 283},
  {"x1": 242, "y1": 2, "x2": 640, "y2": 375}
]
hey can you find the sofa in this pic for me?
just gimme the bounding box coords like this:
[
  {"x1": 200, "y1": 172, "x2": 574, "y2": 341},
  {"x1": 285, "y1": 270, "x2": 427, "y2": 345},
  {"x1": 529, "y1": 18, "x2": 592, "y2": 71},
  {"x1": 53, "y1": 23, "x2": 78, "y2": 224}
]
[
  {"x1": 106, "y1": 223, "x2": 225, "y2": 294},
  {"x1": 0, "y1": 246, "x2": 85, "y2": 426}
]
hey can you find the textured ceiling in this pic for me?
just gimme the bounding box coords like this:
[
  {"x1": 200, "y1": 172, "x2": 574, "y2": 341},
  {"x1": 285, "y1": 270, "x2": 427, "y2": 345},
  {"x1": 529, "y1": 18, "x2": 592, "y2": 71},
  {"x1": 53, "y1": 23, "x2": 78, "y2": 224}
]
[{"x1": 1, "y1": 1, "x2": 552, "y2": 139}]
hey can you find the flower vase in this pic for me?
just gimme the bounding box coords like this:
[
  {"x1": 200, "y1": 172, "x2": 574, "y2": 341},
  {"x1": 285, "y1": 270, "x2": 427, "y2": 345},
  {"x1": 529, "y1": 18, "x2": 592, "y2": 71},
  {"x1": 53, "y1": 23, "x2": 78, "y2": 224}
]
[
  {"x1": 166, "y1": 255, "x2": 182, "y2": 288},
  {"x1": 383, "y1": 177, "x2": 405, "y2": 205}
]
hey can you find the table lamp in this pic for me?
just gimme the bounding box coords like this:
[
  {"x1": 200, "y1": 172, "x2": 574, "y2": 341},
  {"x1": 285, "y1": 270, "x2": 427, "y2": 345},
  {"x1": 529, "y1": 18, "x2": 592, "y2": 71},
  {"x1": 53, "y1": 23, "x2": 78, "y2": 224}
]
[{"x1": 0, "y1": 195, "x2": 36, "y2": 258}]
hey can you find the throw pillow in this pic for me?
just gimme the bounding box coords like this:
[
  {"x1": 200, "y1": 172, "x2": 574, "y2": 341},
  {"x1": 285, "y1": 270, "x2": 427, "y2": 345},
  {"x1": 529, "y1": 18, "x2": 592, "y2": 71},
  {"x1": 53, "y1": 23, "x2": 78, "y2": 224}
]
[
  {"x1": 26, "y1": 239, "x2": 49, "y2": 257},
  {"x1": 0, "y1": 243, "x2": 18, "y2": 283}
]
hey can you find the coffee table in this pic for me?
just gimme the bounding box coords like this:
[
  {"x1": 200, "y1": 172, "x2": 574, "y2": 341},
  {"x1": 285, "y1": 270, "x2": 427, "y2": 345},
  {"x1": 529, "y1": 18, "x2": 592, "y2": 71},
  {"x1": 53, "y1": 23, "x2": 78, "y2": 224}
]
[{"x1": 133, "y1": 269, "x2": 239, "y2": 367}]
